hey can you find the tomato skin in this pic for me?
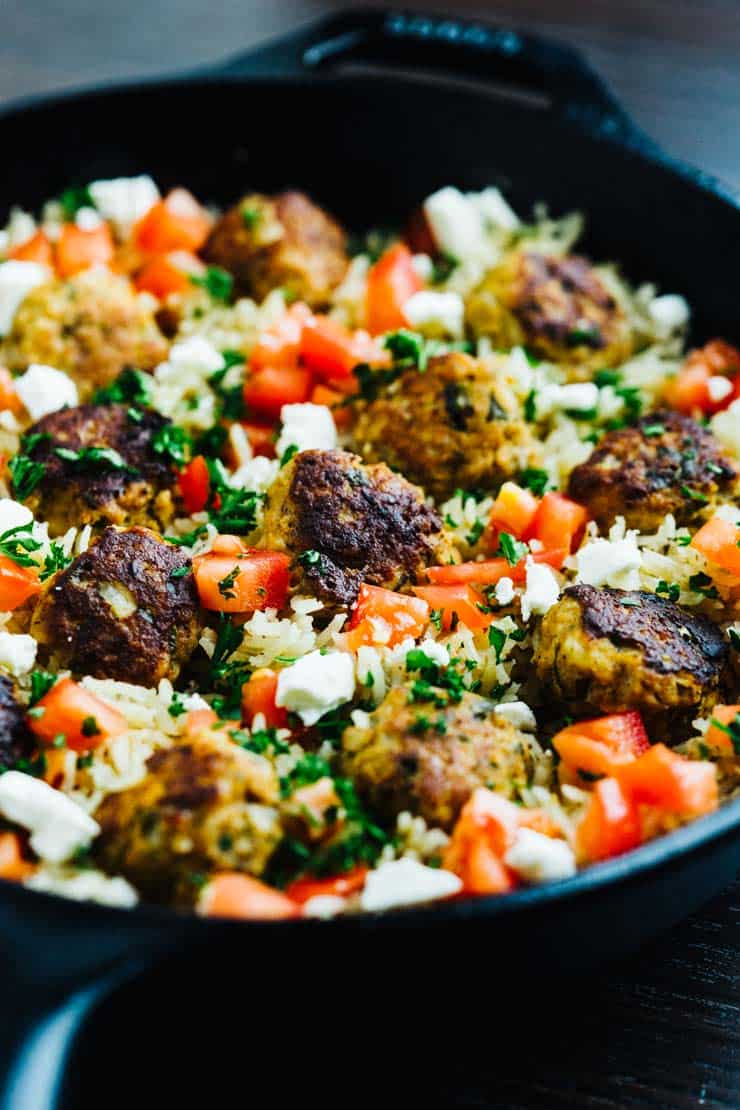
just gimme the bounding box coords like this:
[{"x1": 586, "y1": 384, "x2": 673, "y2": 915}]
[
  {"x1": 301, "y1": 316, "x2": 383, "y2": 381},
  {"x1": 412, "y1": 583, "x2": 492, "y2": 631},
  {"x1": 664, "y1": 340, "x2": 740, "y2": 416},
  {"x1": 134, "y1": 189, "x2": 211, "y2": 253},
  {"x1": 443, "y1": 789, "x2": 520, "y2": 894},
  {"x1": 489, "y1": 482, "x2": 540, "y2": 540},
  {"x1": 135, "y1": 254, "x2": 193, "y2": 299},
  {"x1": 346, "y1": 583, "x2": 429, "y2": 649},
  {"x1": 553, "y1": 711, "x2": 650, "y2": 779},
  {"x1": 616, "y1": 744, "x2": 718, "y2": 817},
  {"x1": 529, "y1": 492, "x2": 588, "y2": 554},
  {"x1": 56, "y1": 223, "x2": 114, "y2": 277},
  {"x1": 200, "y1": 873, "x2": 300, "y2": 920},
  {"x1": 366, "y1": 243, "x2": 424, "y2": 334},
  {"x1": 0, "y1": 369, "x2": 21, "y2": 414},
  {"x1": 8, "y1": 230, "x2": 53, "y2": 266},
  {"x1": 425, "y1": 547, "x2": 566, "y2": 587},
  {"x1": 239, "y1": 421, "x2": 277, "y2": 458},
  {"x1": 250, "y1": 303, "x2": 313, "y2": 373},
  {"x1": 310, "y1": 384, "x2": 353, "y2": 429},
  {"x1": 193, "y1": 548, "x2": 291, "y2": 613},
  {"x1": 29, "y1": 677, "x2": 127, "y2": 753},
  {"x1": 0, "y1": 832, "x2": 34, "y2": 881},
  {"x1": 286, "y1": 865, "x2": 368, "y2": 904},
  {"x1": 0, "y1": 556, "x2": 41, "y2": 610},
  {"x1": 705, "y1": 704, "x2": 740, "y2": 755},
  {"x1": 242, "y1": 669, "x2": 288, "y2": 729},
  {"x1": 178, "y1": 455, "x2": 211, "y2": 514},
  {"x1": 243, "y1": 366, "x2": 313, "y2": 420},
  {"x1": 576, "y1": 777, "x2": 642, "y2": 862},
  {"x1": 691, "y1": 514, "x2": 740, "y2": 578}
]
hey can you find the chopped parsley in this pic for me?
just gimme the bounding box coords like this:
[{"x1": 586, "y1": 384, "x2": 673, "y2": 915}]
[
  {"x1": 190, "y1": 266, "x2": 233, "y2": 304},
  {"x1": 80, "y1": 716, "x2": 100, "y2": 738},
  {"x1": 352, "y1": 362, "x2": 402, "y2": 404},
  {"x1": 0, "y1": 524, "x2": 43, "y2": 567},
  {"x1": 58, "y1": 184, "x2": 95, "y2": 220},
  {"x1": 29, "y1": 669, "x2": 57, "y2": 706},
  {"x1": 217, "y1": 566, "x2": 240, "y2": 600},
  {"x1": 594, "y1": 369, "x2": 620, "y2": 388},
  {"x1": 208, "y1": 362, "x2": 246, "y2": 422},
  {"x1": 241, "y1": 205, "x2": 262, "y2": 229},
  {"x1": 655, "y1": 580, "x2": 680, "y2": 603},
  {"x1": 729, "y1": 629, "x2": 740, "y2": 651},
  {"x1": 55, "y1": 445, "x2": 135, "y2": 473},
  {"x1": 619, "y1": 596, "x2": 641, "y2": 607},
  {"x1": 688, "y1": 572, "x2": 719, "y2": 599},
  {"x1": 680, "y1": 485, "x2": 710, "y2": 506},
  {"x1": 92, "y1": 368, "x2": 153, "y2": 408},
  {"x1": 519, "y1": 468, "x2": 549, "y2": 496},
  {"x1": 152, "y1": 424, "x2": 191, "y2": 467},
  {"x1": 383, "y1": 329, "x2": 427, "y2": 370},
  {"x1": 465, "y1": 518, "x2": 485, "y2": 548},
  {"x1": 279, "y1": 444, "x2": 299, "y2": 468},
  {"x1": 168, "y1": 692, "x2": 188, "y2": 718},
  {"x1": 523, "y1": 389, "x2": 537, "y2": 423},
  {"x1": 488, "y1": 625, "x2": 506, "y2": 661},
  {"x1": 297, "y1": 549, "x2": 321, "y2": 567},
  {"x1": 496, "y1": 532, "x2": 528, "y2": 567},
  {"x1": 643, "y1": 422, "x2": 666, "y2": 437},
  {"x1": 8, "y1": 454, "x2": 45, "y2": 500},
  {"x1": 431, "y1": 252, "x2": 459, "y2": 284},
  {"x1": 567, "y1": 324, "x2": 602, "y2": 348}
]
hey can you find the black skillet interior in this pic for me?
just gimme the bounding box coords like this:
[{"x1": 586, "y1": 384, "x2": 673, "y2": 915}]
[{"x1": 0, "y1": 9, "x2": 739, "y2": 1107}]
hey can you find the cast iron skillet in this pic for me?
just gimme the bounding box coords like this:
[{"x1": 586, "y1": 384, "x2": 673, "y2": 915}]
[{"x1": 0, "y1": 9, "x2": 739, "y2": 1107}]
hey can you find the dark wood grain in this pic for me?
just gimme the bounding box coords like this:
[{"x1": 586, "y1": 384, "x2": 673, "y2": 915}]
[{"x1": 0, "y1": 2, "x2": 738, "y2": 1106}]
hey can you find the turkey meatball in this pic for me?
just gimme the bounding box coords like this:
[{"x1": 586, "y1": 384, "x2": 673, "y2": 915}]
[
  {"x1": 351, "y1": 352, "x2": 540, "y2": 501},
  {"x1": 2, "y1": 269, "x2": 168, "y2": 398},
  {"x1": 0, "y1": 677, "x2": 33, "y2": 773},
  {"x1": 567, "y1": 410, "x2": 736, "y2": 533},
  {"x1": 94, "y1": 725, "x2": 282, "y2": 903},
  {"x1": 202, "y1": 190, "x2": 348, "y2": 306},
  {"x1": 259, "y1": 449, "x2": 457, "y2": 611},
  {"x1": 466, "y1": 250, "x2": 634, "y2": 374},
  {"x1": 31, "y1": 527, "x2": 202, "y2": 686},
  {"x1": 533, "y1": 585, "x2": 728, "y2": 740},
  {"x1": 341, "y1": 684, "x2": 541, "y2": 830},
  {"x1": 16, "y1": 403, "x2": 178, "y2": 537}
]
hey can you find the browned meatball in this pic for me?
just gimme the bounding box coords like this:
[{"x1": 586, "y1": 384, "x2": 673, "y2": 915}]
[
  {"x1": 466, "y1": 250, "x2": 634, "y2": 374},
  {"x1": 259, "y1": 449, "x2": 457, "y2": 611},
  {"x1": 351, "y1": 352, "x2": 540, "y2": 501},
  {"x1": 533, "y1": 585, "x2": 728, "y2": 740},
  {"x1": 202, "y1": 190, "x2": 348, "y2": 306},
  {"x1": 94, "y1": 725, "x2": 282, "y2": 903},
  {"x1": 0, "y1": 677, "x2": 33, "y2": 772},
  {"x1": 31, "y1": 527, "x2": 202, "y2": 686},
  {"x1": 16, "y1": 403, "x2": 177, "y2": 537},
  {"x1": 2, "y1": 270, "x2": 168, "y2": 398},
  {"x1": 567, "y1": 410, "x2": 736, "y2": 533},
  {"x1": 341, "y1": 684, "x2": 540, "y2": 830}
]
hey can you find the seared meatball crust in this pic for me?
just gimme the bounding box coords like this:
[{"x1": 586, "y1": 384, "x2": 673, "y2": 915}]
[
  {"x1": 351, "y1": 352, "x2": 540, "y2": 501},
  {"x1": 2, "y1": 270, "x2": 168, "y2": 398},
  {"x1": 466, "y1": 249, "x2": 634, "y2": 374},
  {"x1": 94, "y1": 726, "x2": 281, "y2": 903},
  {"x1": 18, "y1": 403, "x2": 177, "y2": 537},
  {"x1": 31, "y1": 527, "x2": 202, "y2": 687},
  {"x1": 260, "y1": 449, "x2": 457, "y2": 611},
  {"x1": 534, "y1": 585, "x2": 728, "y2": 740},
  {"x1": 341, "y1": 685, "x2": 539, "y2": 830},
  {"x1": 202, "y1": 190, "x2": 348, "y2": 306},
  {"x1": 568, "y1": 410, "x2": 736, "y2": 533},
  {"x1": 0, "y1": 676, "x2": 33, "y2": 773}
]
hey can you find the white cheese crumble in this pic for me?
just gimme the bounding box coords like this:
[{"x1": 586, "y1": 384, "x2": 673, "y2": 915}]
[
  {"x1": 411, "y1": 253, "x2": 433, "y2": 282},
  {"x1": 231, "y1": 455, "x2": 279, "y2": 494},
  {"x1": 0, "y1": 260, "x2": 50, "y2": 336},
  {"x1": 402, "y1": 290, "x2": 464, "y2": 338},
  {"x1": 3, "y1": 208, "x2": 37, "y2": 250},
  {"x1": 648, "y1": 293, "x2": 689, "y2": 332},
  {"x1": 0, "y1": 772, "x2": 100, "y2": 864},
  {"x1": 494, "y1": 700, "x2": 537, "y2": 732},
  {"x1": 470, "y1": 186, "x2": 521, "y2": 232},
  {"x1": 0, "y1": 632, "x2": 37, "y2": 676},
  {"x1": 494, "y1": 576, "x2": 515, "y2": 606},
  {"x1": 75, "y1": 206, "x2": 103, "y2": 231},
  {"x1": 504, "y1": 827, "x2": 576, "y2": 884},
  {"x1": 410, "y1": 639, "x2": 450, "y2": 668},
  {"x1": 576, "y1": 535, "x2": 642, "y2": 590},
  {"x1": 711, "y1": 398, "x2": 740, "y2": 457},
  {"x1": 534, "y1": 382, "x2": 599, "y2": 417},
  {"x1": 276, "y1": 402, "x2": 337, "y2": 457},
  {"x1": 14, "y1": 363, "x2": 79, "y2": 420},
  {"x1": 167, "y1": 335, "x2": 224, "y2": 375},
  {"x1": 302, "y1": 895, "x2": 347, "y2": 919},
  {"x1": 275, "y1": 650, "x2": 355, "y2": 726},
  {"x1": 88, "y1": 175, "x2": 160, "y2": 236},
  {"x1": 360, "y1": 858, "x2": 462, "y2": 912},
  {"x1": 520, "y1": 558, "x2": 560, "y2": 622},
  {"x1": 707, "y1": 375, "x2": 733, "y2": 404},
  {"x1": 423, "y1": 186, "x2": 483, "y2": 263},
  {"x1": 26, "y1": 868, "x2": 138, "y2": 908},
  {"x1": 0, "y1": 498, "x2": 33, "y2": 534}
]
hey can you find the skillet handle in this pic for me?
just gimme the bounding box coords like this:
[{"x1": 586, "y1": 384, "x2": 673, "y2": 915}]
[{"x1": 217, "y1": 8, "x2": 648, "y2": 146}]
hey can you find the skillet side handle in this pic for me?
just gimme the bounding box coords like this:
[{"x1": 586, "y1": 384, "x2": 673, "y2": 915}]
[{"x1": 215, "y1": 8, "x2": 652, "y2": 147}]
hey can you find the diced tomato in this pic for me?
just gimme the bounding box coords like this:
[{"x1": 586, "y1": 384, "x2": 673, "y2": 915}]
[
  {"x1": 289, "y1": 777, "x2": 342, "y2": 833},
  {"x1": 412, "y1": 583, "x2": 492, "y2": 631},
  {"x1": 8, "y1": 230, "x2": 53, "y2": 266},
  {"x1": 199, "y1": 872, "x2": 300, "y2": 920},
  {"x1": 243, "y1": 366, "x2": 313, "y2": 420},
  {"x1": 664, "y1": 340, "x2": 740, "y2": 416},
  {"x1": 0, "y1": 368, "x2": 21, "y2": 414},
  {"x1": 193, "y1": 548, "x2": 291, "y2": 613},
  {"x1": 705, "y1": 704, "x2": 740, "y2": 755},
  {"x1": 242, "y1": 668, "x2": 288, "y2": 729},
  {"x1": 425, "y1": 547, "x2": 566, "y2": 587},
  {"x1": 576, "y1": 777, "x2": 643, "y2": 862},
  {"x1": 553, "y1": 711, "x2": 650, "y2": 778},
  {"x1": 301, "y1": 316, "x2": 384, "y2": 381},
  {"x1": 240, "y1": 421, "x2": 277, "y2": 458},
  {"x1": 489, "y1": 482, "x2": 540, "y2": 540},
  {"x1": 135, "y1": 254, "x2": 193, "y2": 299},
  {"x1": 690, "y1": 514, "x2": 740, "y2": 578},
  {"x1": 517, "y1": 808, "x2": 564, "y2": 839},
  {"x1": 366, "y1": 243, "x2": 424, "y2": 334},
  {"x1": 286, "y1": 865, "x2": 368, "y2": 904},
  {"x1": 346, "y1": 583, "x2": 430, "y2": 650},
  {"x1": 529, "y1": 492, "x2": 588, "y2": 554},
  {"x1": 0, "y1": 556, "x2": 41, "y2": 610},
  {"x1": 56, "y1": 222, "x2": 114, "y2": 277},
  {"x1": 183, "y1": 707, "x2": 220, "y2": 737},
  {"x1": 178, "y1": 455, "x2": 210, "y2": 514},
  {"x1": 616, "y1": 744, "x2": 718, "y2": 817},
  {"x1": 0, "y1": 832, "x2": 34, "y2": 881},
  {"x1": 310, "y1": 384, "x2": 353, "y2": 429},
  {"x1": 134, "y1": 188, "x2": 211, "y2": 254},
  {"x1": 29, "y1": 677, "x2": 127, "y2": 753},
  {"x1": 249, "y1": 303, "x2": 313, "y2": 373},
  {"x1": 443, "y1": 789, "x2": 520, "y2": 894}
]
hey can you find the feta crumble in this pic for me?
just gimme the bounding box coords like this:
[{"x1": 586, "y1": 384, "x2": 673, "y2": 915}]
[
  {"x1": 0, "y1": 632, "x2": 37, "y2": 676},
  {"x1": 88, "y1": 175, "x2": 160, "y2": 237},
  {"x1": 275, "y1": 650, "x2": 355, "y2": 726},
  {"x1": 576, "y1": 535, "x2": 642, "y2": 590},
  {"x1": 402, "y1": 290, "x2": 465, "y2": 338},
  {"x1": 520, "y1": 558, "x2": 560, "y2": 622},
  {"x1": 504, "y1": 828, "x2": 576, "y2": 884},
  {"x1": 0, "y1": 772, "x2": 100, "y2": 864},
  {"x1": 276, "y1": 402, "x2": 337, "y2": 457},
  {"x1": 14, "y1": 363, "x2": 79, "y2": 420},
  {"x1": 0, "y1": 260, "x2": 50, "y2": 336},
  {"x1": 360, "y1": 858, "x2": 462, "y2": 912}
]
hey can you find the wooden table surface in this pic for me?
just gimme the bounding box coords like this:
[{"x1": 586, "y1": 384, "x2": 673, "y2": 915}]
[{"x1": 0, "y1": 1, "x2": 738, "y2": 1106}]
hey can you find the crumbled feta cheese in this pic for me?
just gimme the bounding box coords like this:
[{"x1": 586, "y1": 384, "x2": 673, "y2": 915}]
[
  {"x1": 535, "y1": 382, "x2": 599, "y2": 417},
  {"x1": 75, "y1": 206, "x2": 103, "y2": 231},
  {"x1": 715, "y1": 503, "x2": 740, "y2": 525},
  {"x1": 167, "y1": 335, "x2": 224, "y2": 375},
  {"x1": 469, "y1": 186, "x2": 520, "y2": 232},
  {"x1": 411, "y1": 639, "x2": 450, "y2": 668},
  {"x1": 350, "y1": 708, "x2": 372, "y2": 730},
  {"x1": 711, "y1": 398, "x2": 740, "y2": 457},
  {"x1": 0, "y1": 498, "x2": 33, "y2": 534},
  {"x1": 276, "y1": 403, "x2": 337, "y2": 457},
  {"x1": 402, "y1": 290, "x2": 464, "y2": 338},
  {"x1": 423, "y1": 187, "x2": 489, "y2": 267},
  {"x1": 504, "y1": 827, "x2": 576, "y2": 883},
  {"x1": 520, "y1": 558, "x2": 560, "y2": 622},
  {"x1": 302, "y1": 895, "x2": 346, "y2": 919},
  {"x1": 0, "y1": 772, "x2": 99, "y2": 863},
  {"x1": 88, "y1": 175, "x2": 160, "y2": 236},
  {"x1": 14, "y1": 363, "x2": 78, "y2": 420},
  {"x1": 0, "y1": 632, "x2": 37, "y2": 676},
  {"x1": 0, "y1": 261, "x2": 50, "y2": 336},
  {"x1": 707, "y1": 375, "x2": 734, "y2": 404},
  {"x1": 576, "y1": 536, "x2": 642, "y2": 590},
  {"x1": 360, "y1": 858, "x2": 462, "y2": 912},
  {"x1": 494, "y1": 576, "x2": 515, "y2": 606},
  {"x1": 648, "y1": 293, "x2": 689, "y2": 332},
  {"x1": 26, "y1": 868, "x2": 138, "y2": 907},
  {"x1": 231, "y1": 455, "x2": 279, "y2": 494},
  {"x1": 411, "y1": 253, "x2": 434, "y2": 282},
  {"x1": 275, "y1": 650, "x2": 355, "y2": 726},
  {"x1": 4, "y1": 209, "x2": 37, "y2": 251},
  {"x1": 494, "y1": 700, "x2": 537, "y2": 731},
  {"x1": 180, "y1": 692, "x2": 210, "y2": 712}
]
